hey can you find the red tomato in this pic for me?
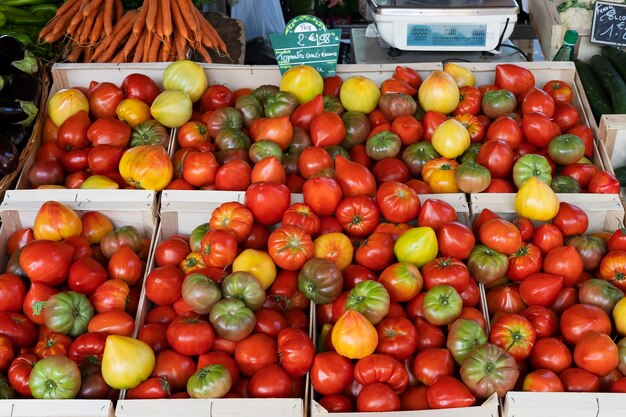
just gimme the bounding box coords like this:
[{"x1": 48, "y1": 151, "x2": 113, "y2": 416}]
[
  {"x1": 417, "y1": 199, "x2": 456, "y2": 231},
  {"x1": 302, "y1": 176, "x2": 342, "y2": 217},
  {"x1": 489, "y1": 313, "x2": 536, "y2": 361},
  {"x1": 122, "y1": 73, "x2": 161, "y2": 105},
  {"x1": 0, "y1": 312, "x2": 36, "y2": 348},
  {"x1": 201, "y1": 85, "x2": 234, "y2": 112},
  {"x1": 310, "y1": 112, "x2": 346, "y2": 147},
  {"x1": 560, "y1": 304, "x2": 611, "y2": 344},
  {"x1": 89, "y1": 82, "x2": 124, "y2": 119},
  {"x1": 145, "y1": 305, "x2": 177, "y2": 325},
  {"x1": 520, "y1": 305, "x2": 558, "y2": 340},
  {"x1": 507, "y1": 243, "x2": 542, "y2": 282},
  {"x1": 560, "y1": 368, "x2": 600, "y2": 392},
  {"x1": 553, "y1": 103, "x2": 580, "y2": 132},
  {"x1": 426, "y1": 376, "x2": 475, "y2": 409},
  {"x1": 553, "y1": 202, "x2": 588, "y2": 236},
  {"x1": 335, "y1": 195, "x2": 380, "y2": 238},
  {"x1": 486, "y1": 116, "x2": 522, "y2": 149},
  {"x1": 588, "y1": 171, "x2": 620, "y2": 194},
  {"x1": 107, "y1": 246, "x2": 143, "y2": 286},
  {"x1": 391, "y1": 115, "x2": 423, "y2": 145},
  {"x1": 87, "y1": 311, "x2": 134, "y2": 336},
  {"x1": 375, "y1": 317, "x2": 418, "y2": 361},
  {"x1": 215, "y1": 159, "x2": 252, "y2": 191},
  {"x1": 138, "y1": 323, "x2": 170, "y2": 353},
  {"x1": 479, "y1": 218, "x2": 522, "y2": 255},
  {"x1": 542, "y1": 80, "x2": 573, "y2": 104},
  {"x1": 453, "y1": 86, "x2": 482, "y2": 116},
  {"x1": 57, "y1": 111, "x2": 91, "y2": 151},
  {"x1": 90, "y1": 279, "x2": 129, "y2": 313},
  {"x1": 523, "y1": 369, "x2": 563, "y2": 392},
  {"x1": 550, "y1": 287, "x2": 579, "y2": 314},
  {"x1": 323, "y1": 76, "x2": 343, "y2": 96},
  {"x1": 422, "y1": 257, "x2": 469, "y2": 293},
  {"x1": 460, "y1": 279, "x2": 481, "y2": 308},
  {"x1": 235, "y1": 333, "x2": 278, "y2": 377},
  {"x1": 415, "y1": 317, "x2": 446, "y2": 351},
  {"x1": 543, "y1": 246, "x2": 584, "y2": 287},
  {"x1": 87, "y1": 118, "x2": 131, "y2": 148},
  {"x1": 248, "y1": 363, "x2": 292, "y2": 398},
  {"x1": 375, "y1": 181, "x2": 420, "y2": 224},
  {"x1": 412, "y1": 348, "x2": 454, "y2": 386},
  {"x1": 8, "y1": 353, "x2": 37, "y2": 397},
  {"x1": 519, "y1": 273, "x2": 563, "y2": 307},
  {"x1": 319, "y1": 395, "x2": 354, "y2": 412},
  {"x1": 0, "y1": 273, "x2": 25, "y2": 313},
  {"x1": 145, "y1": 265, "x2": 184, "y2": 306},
  {"x1": 298, "y1": 146, "x2": 333, "y2": 179},
  {"x1": 522, "y1": 112, "x2": 561, "y2": 148},
  {"x1": 529, "y1": 337, "x2": 572, "y2": 374},
  {"x1": 0, "y1": 334, "x2": 14, "y2": 372},
  {"x1": 598, "y1": 249, "x2": 626, "y2": 291},
  {"x1": 476, "y1": 139, "x2": 514, "y2": 179},
  {"x1": 311, "y1": 351, "x2": 353, "y2": 395},
  {"x1": 573, "y1": 331, "x2": 618, "y2": 377},
  {"x1": 282, "y1": 203, "x2": 321, "y2": 236},
  {"x1": 521, "y1": 86, "x2": 555, "y2": 117},
  {"x1": 437, "y1": 221, "x2": 475, "y2": 260},
  {"x1": 532, "y1": 224, "x2": 564, "y2": 255},
  {"x1": 151, "y1": 349, "x2": 196, "y2": 392},
  {"x1": 177, "y1": 122, "x2": 209, "y2": 149},
  {"x1": 291, "y1": 94, "x2": 324, "y2": 130},
  {"x1": 126, "y1": 376, "x2": 170, "y2": 399},
  {"x1": 67, "y1": 257, "x2": 108, "y2": 295},
  {"x1": 495, "y1": 64, "x2": 535, "y2": 96},
  {"x1": 356, "y1": 382, "x2": 401, "y2": 412},
  {"x1": 155, "y1": 237, "x2": 191, "y2": 267},
  {"x1": 182, "y1": 151, "x2": 219, "y2": 188},
  {"x1": 277, "y1": 328, "x2": 315, "y2": 377},
  {"x1": 166, "y1": 317, "x2": 215, "y2": 356},
  {"x1": 372, "y1": 158, "x2": 411, "y2": 184},
  {"x1": 244, "y1": 181, "x2": 291, "y2": 225},
  {"x1": 355, "y1": 232, "x2": 395, "y2": 271},
  {"x1": 422, "y1": 111, "x2": 447, "y2": 141}
]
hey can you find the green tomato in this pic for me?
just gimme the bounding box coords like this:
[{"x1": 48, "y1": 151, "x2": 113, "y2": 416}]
[
  {"x1": 215, "y1": 127, "x2": 251, "y2": 152},
  {"x1": 264, "y1": 91, "x2": 299, "y2": 118},
  {"x1": 548, "y1": 134, "x2": 585, "y2": 165},
  {"x1": 130, "y1": 120, "x2": 170, "y2": 147},
  {"x1": 209, "y1": 298, "x2": 255, "y2": 342},
  {"x1": 460, "y1": 343, "x2": 519, "y2": 399},
  {"x1": 394, "y1": 227, "x2": 438, "y2": 268},
  {"x1": 235, "y1": 94, "x2": 263, "y2": 128},
  {"x1": 618, "y1": 337, "x2": 626, "y2": 376},
  {"x1": 340, "y1": 111, "x2": 371, "y2": 150},
  {"x1": 455, "y1": 161, "x2": 491, "y2": 193},
  {"x1": 187, "y1": 364, "x2": 232, "y2": 398},
  {"x1": 221, "y1": 271, "x2": 265, "y2": 311},
  {"x1": 447, "y1": 319, "x2": 488, "y2": 365},
  {"x1": 422, "y1": 284, "x2": 463, "y2": 326},
  {"x1": 345, "y1": 280, "x2": 390, "y2": 325},
  {"x1": 0, "y1": 374, "x2": 15, "y2": 399},
  {"x1": 249, "y1": 140, "x2": 284, "y2": 164},
  {"x1": 324, "y1": 95, "x2": 345, "y2": 116},
  {"x1": 550, "y1": 175, "x2": 581, "y2": 193},
  {"x1": 512, "y1": 154, "x2": 553, "y2": 189},
  {"x1": 466, "y1": 244, "x2": 508, "y2": 286},
  {"x1": 190, "y1": 223, "x2": 210, "y2": 252},
  {"x1": 182, "y1": 273, "x2": 222, "y2": 315},
  {"x1": 44, "y1": 291, "x2": 93, "y2": 337},
  {"x1": 29, "y1": 356, "x2": 81, "y2": 399},
  {"x1": 298, "y1": 257, "x2": 343, "y2": 304},
  {"x1": 324, "y1": 145, "x2": 350, "y2": 162},
  {"x1": 401, "y1": 141, "x2": 440, "y2": 176},
  {"x1": 481, "y1": 89, "x2": 517, "y2": 119},
  {"x1": 458, "y1": 142, "x2": 481, "y2": 164},
  {"x1": 365, "y1": 131, "x2": 401, "y2": 161},
  {"x1": 252, "y1": 85, "x2": 279, "y2": 106}
]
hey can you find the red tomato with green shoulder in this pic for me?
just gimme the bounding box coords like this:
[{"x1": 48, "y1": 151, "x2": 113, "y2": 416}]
[{"x1": 489, "y1": 313, "x2": 536, "y2": 360}]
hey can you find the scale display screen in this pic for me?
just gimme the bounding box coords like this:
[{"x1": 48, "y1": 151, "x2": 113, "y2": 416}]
[{"x1": 406, "y1": 24, "x2": 487, "y2": 47}]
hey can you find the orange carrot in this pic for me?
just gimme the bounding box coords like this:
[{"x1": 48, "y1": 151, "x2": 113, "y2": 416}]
[
  {"x1": 97, "y1": 10, "x2": 138, "y2": 62},
  {"x1": 89, "y1": 10, "x2": 105, "y2": 45},
  {"x1": 162, "y1": 0, "x2": 172, "y2": 37},
  {"x1": 47, "y1": 0, "x2": 82, "y2": 37},
  {"x1": 114, "y1": 0, "x2": 123, "y2": 21},
  {"x1": 111, "y1": 48, "x2": 125, "y2": 63},
  {"x1": 85, "y1": 46, "x2": 94, "y2": 62},
  {"x1": 146, "y1": 0, "x2": 157, "y2": 32},
  {"x1": 176, "y1": 0, "x2": 199, "y2": 42},
  {"x1": 155, "y1": 2, "x2": 163, "y2": 38},
  {"x1": 170, "y1": 0, "x2": 188, "y2": 41},
  {"x1": 174, "y1": 31, "x2": 186, "y2": 60},
  {"x1": 143, "y1": 30, "x2": 152, "y2": 62},
  {"x1": 121, "y1": 28, "x2": 143, "y2": 61},
  {"x1": 82, "y1": 0, "x2": 104, "y2": 17},
  {"x1": 196, "y1": 45, "x2": 212, "y2": 63},
  {"x1": 67, "y1": 45, "x2": 84, "y2": 63},
  {"x1": 103, "y1": 0, "x2": 114, "y2": 36},
  {"x1": 69, "y1": 0, "x2": 89, "y2": 33},
  {"x1": 56, "y1": 0, "x2": 81, "y2": 16},
  {"x1": 79, "y1": 4, "x2": 100, "y2": 44},
  {"x1": 133, "y1": 1, "x2": 149, "y2": 36},
  {"x1": 148, "y1": 31, "x2": 161, "y2": 62},
  {"x1": 160, "y1": 35, "x2": 171, "y2": 62},
  {"x1": 133, "y1": 30, "x2": 147, "y2": 63}
]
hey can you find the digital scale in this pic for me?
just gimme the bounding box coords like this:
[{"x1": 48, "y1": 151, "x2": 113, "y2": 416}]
[{"x1": 364, "y1": 0, "x2": 519, "y2": 52}]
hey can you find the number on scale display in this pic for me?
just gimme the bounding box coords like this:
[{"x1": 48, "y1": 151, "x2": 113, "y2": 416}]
[{"x1": 407, "y1": 24, "x2": 487, "y2": 47}]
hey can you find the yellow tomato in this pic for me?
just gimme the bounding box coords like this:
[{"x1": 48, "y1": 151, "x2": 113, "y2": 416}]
[
  {"x1": 116, "y1": 98, "x2": 151, "y2": 128},
  {"x1": 232, "y1": 249, "x2": 277, "y2": 289},
  {"x1": 80, "y1": 175, "x2": 120, "y2": 189},
  {"x1": 422, "y1": 157, "x2": 459, "y2": 193},
  {"x1": 314, "y1": 232, "x2": 354, "y2": 271},
  {"x1": 332, "y1": 310, "x2": 378, "y2": 359},
  {"x1": 514, "y1": 176, "x2": 559, "y2": 221},
  {"x1": 33, "y1": 201, "x2": 82, "y2": 241},
  {"x1": 394, "y1": 227, "x2": 438, "y2": 268},
  {"x1": 340, "y1": 75, "x2": 381, "y2": 114},
  {"x1": 431, "y1": 119, "x2": 471, "y2": 159},
  {"x1": 280, "y1": 65, "x2": 324, "y2": 104},
  {"x1": 418, "y1": 70, "x2": 460, "y2": 114},
  {"x1": 614, "y1": 298, "x2": 626, "y2": 336},
  {"x1": 102, "y1": 335, "x2": 155, "y2": 389},
  {"x1": 119, "y1": 145, "x2": 173, "y2": 191},
  {"x1": 47, "y1": 88, "x2": 89, "y2": 127},
  {"x1": 443, "y1": 62, "x2": 476, "y2": 87}
]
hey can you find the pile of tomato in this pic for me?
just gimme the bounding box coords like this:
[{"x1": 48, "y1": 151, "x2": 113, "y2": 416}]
[
  {"x1": 476, "y1": 205, "x2": 626, "y2": 394},
  {"x1": 0, "y1": 201, "x2": 150, "y2": 399},
  {"x1": 29, "y1": 74, "x2": 173, "y2": 191}
]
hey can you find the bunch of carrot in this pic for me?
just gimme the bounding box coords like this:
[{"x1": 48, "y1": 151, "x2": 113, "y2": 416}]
[{"x1": 38, "y1": 0, "x2": 229, "y2": 63}]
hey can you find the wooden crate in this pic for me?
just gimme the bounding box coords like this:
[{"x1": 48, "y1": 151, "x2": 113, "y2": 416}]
[
  {"x1": 0, "y1": 195, "x2": 157, "y2": 415},
  {"x1": 116, "y1": 191, "x2": 310, "y2": 416},
  {"x1": 529, "y1": 0, "x2": 624, "y2": 61},
  {"x1": 503, "y1": 391, "x2": 626, "y2": 417},
  {"x1": 0, "y1": 399, "x2": 114, "y2": 417}
]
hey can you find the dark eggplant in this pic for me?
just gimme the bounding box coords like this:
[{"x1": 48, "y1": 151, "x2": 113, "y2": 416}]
[
  {"x1": 0, "y1": 140, "x2": 19, "y2": 175},
  {"x1": 0, "y1": 98, "x2": 37, "y2": 126},
  {"x1": 0, "y1": 36, "x2": 37, "y2": 74},
  {"x1": 0, "y1": 72, "x2": 41, "y2": 102},
  {"x1": 0, "y1": 124, "x2": 31, "y2": 150}
]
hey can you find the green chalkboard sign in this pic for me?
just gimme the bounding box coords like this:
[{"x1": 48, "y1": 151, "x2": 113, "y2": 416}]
[
  {"x1": 270, "y1": 15, "x2": 341, "y2": 77},
  {"x1": 591, "y1": 1, "x2": 626, "y2": 46}
]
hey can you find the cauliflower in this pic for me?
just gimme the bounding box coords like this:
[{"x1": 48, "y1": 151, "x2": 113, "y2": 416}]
[{"x1": 560, "y1": 6, "x2": 593, "y2": 31}]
